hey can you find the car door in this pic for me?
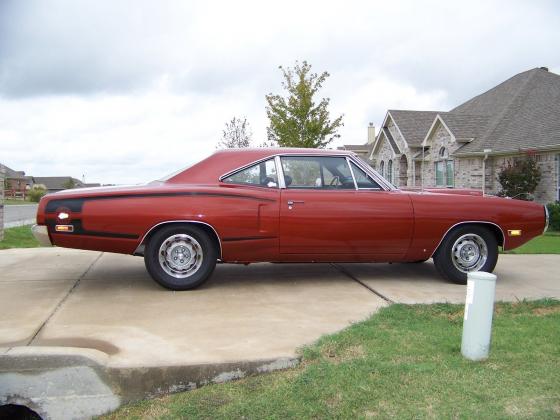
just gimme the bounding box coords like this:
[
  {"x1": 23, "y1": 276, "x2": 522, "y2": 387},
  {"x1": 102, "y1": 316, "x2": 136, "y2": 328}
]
[{"x1": 279, "y1": 155, "x2": 414, "y2": 257}]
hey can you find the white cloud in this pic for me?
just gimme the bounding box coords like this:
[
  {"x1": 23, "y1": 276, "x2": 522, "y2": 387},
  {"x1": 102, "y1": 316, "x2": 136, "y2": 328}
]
[{"x1": 0, "y1": 0, "x2": 559, "y2": 183}]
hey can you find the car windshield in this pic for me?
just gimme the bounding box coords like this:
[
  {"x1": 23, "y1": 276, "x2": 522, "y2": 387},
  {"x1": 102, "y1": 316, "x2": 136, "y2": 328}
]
[{"x1": 354, "y1": 155, "x2": 395, "y2": 189}]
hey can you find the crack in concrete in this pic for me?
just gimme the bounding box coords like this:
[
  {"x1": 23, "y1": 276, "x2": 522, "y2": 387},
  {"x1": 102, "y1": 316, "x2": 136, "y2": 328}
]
[
  {"x1": 330, "y1": 263, "x2": 394, "y2": 304},
  {"x1": 26, "y1": 252, "x2": 104, "y2": 346}
]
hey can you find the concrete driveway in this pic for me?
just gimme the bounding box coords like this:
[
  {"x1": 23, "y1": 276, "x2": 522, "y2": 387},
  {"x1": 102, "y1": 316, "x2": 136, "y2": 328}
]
[{"x1": 0, "y1": 248, "x2": 558, "y2": 418}]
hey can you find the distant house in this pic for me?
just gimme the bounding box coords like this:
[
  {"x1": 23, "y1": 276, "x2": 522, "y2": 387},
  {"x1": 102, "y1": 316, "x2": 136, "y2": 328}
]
[
  {"x1": 337, "y1": 123, "x2": 376, "y2": 160},
  {"x1": 369, "y1": 67, "x2": 560, "y2": 204},
  {"x1": 31, "y1": 177, "x2": 86, "y2": 193},
  {"x1": 0, "y1": 163, "x2": 31, "y2": 198}
]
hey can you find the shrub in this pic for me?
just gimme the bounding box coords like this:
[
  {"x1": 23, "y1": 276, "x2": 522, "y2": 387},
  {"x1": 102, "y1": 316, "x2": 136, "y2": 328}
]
[
  {"x1": 547, "y1": 202, "x2": 560, "y2": 231},
  {"x1": 497, "y1": 156, "x2": 541, "y2": 200},
  {"x1": 27, "y1": 186, "x2": 47, "y2": 202}
]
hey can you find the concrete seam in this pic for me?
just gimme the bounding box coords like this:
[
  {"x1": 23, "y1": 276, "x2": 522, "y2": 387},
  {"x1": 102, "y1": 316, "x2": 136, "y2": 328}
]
[
  {"x1": 330, "y1": 263, "x2": 394, "y2": 304},
  {"x1": 26, "y1": 252, "x2": 104, "y2": 346}
]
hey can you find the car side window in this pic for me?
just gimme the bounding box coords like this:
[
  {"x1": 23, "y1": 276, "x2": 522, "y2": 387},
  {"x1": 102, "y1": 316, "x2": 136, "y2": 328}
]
[
  {"x1": 281, "y1": 156, "x2": 355, "y2": 189},
  {"x1": 223, "y1": 159, "x2": 278, "y2": 188},
  {"x1": 350, "y1": 161, "x2": 382, "y2": 189}
]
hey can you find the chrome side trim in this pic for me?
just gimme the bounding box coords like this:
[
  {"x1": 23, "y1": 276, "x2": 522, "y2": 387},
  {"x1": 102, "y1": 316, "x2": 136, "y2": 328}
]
[
  {"x1": 217, "y1": 152, "x2": 396, "y2": 191},
  {"x1": 544, "y1": 205, "x2": 549, "y2": 234},
  {"x1": 32, "y1": 224, "x2": 52, "y2": 247},
  {"x1": 348, "y1": 155, "x2": 395, "y2": 191},
  {"x1": 345, "y1": 157, "x2": 359, "y2": 190},
  {"x1": 430, "y1": 221, "x2": 506, "y2": 258},
  {"x1": 219, "y1": 156, "x2": 280, "y2": 182},
  {"x1": 134, "y1": 220, "x2": 222, "y2": 258},
  {"x1": 275, "y1": 155, "x2": 286, "y2": 189}
]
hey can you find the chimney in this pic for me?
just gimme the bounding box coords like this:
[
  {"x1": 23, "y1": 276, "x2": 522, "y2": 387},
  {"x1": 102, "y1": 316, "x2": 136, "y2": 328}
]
[
  {"x1": 540, "y1": 66, "x2": 549, "y2": 71},
  {"x1": 367, "y1": 122, "x2": 376, "y2": 145}
]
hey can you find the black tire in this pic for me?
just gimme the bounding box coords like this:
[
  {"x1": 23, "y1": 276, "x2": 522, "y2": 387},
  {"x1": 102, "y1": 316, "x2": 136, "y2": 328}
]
[
  {"x1": 433, "y1": 225, "x2": 498, "y2": 285},
  {"x1": 144, "y1": 225, "x2": 217, "y2": 290}
]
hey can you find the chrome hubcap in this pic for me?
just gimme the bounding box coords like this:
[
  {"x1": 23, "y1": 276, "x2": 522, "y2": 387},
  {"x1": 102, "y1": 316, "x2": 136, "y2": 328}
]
[
  {"x1": 158, "y1": 234, "x2": 203, "y2": 278},
  {"x1": 451, "y1": 233, "x2": 488, "y2": 273}
]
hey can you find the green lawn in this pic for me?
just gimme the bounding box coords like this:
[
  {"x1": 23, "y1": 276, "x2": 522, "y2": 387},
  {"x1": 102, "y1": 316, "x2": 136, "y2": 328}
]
[
  {"x1": 2, "y1": 198, "x2": 33, "y2": 205},
  {"x1": 0, "y1": 225, "x2": 41, "y2": 249},
  {"x1": 503, "y1": 231, "x2": 560, "y2": 254},
  {"x1": 103, "y1": 300, "x2": 560, "y2": 419}
]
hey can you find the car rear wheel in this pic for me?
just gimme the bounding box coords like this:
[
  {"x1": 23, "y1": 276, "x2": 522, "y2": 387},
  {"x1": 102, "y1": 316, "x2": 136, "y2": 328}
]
[
  {"x1": 144, "y1": 225, "x2": 217, "y2": 290},
  {"x1": 433, "y1": 225, "x2": 498, "y2": 285}
]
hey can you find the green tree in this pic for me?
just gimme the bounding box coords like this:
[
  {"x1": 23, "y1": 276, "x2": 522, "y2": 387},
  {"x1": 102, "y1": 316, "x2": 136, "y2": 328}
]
[
  {"x1": 28, "y1": 185, "x2": 47, "y2": 202},
  {"x1": 265, "y1": 60, "x2": 344, "y2": 148},
  {"x1": 216, "y1": 117, "x2": 252, "y2": 149},
  {"x1": 497, "y1": 156, "x2": 541, "y2": 200},
  {"x1": 62, "y1": 178, "x2": 76, "y2": 190}
]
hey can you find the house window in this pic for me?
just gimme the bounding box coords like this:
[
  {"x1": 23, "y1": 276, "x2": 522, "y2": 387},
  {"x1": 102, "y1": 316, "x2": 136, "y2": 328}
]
[
  {"x1": 387, "y1": 160, "x2": 393, "y2": 183},
  {"x1": 435, "y1": 159, "x2": 454, "y2": 187},
  {"x1": 380, "y1": 161, "x2": 385, "y2": 178}
]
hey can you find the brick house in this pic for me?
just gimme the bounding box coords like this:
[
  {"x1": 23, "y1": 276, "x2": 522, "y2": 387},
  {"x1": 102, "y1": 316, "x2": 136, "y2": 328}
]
[
  {"x1": 31, "y1": 177, "x2": 87, "y2": 193},
  {"x1": 0, "y1": 163, "x2": 30, "y2": 199},
  {"x1": 369, "y1": 67, "x2": 560, "y2": 204}
]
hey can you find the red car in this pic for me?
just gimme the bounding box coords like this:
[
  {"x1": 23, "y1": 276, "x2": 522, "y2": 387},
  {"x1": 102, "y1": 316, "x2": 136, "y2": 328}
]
[{"x1": 32, "y1": 148, "x2": 548, "y2": 290}]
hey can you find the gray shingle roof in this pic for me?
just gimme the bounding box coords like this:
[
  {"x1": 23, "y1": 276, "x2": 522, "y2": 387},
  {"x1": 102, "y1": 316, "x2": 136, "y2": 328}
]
[
  {"x1": 388, "y1": 110, "x2": 441, "y2": 146},
  {"x1": 437, "y1": 113, "x2": 492, "y2": 142},
  {"x1": 452, "y1": 67, "x2": 560, "y2": 154},
  {"x1": 337, "y1": 144, "x2": 372, "y2": 152},
  {"x1": 385, "y1": 68, "x2": 560, "y2": 155},
  {"x1": 0, "y1": 163, "x2": 26, "y2": 179},
  {"x1": 32, "y1": 177, "x2": 85, "y2": 190}
]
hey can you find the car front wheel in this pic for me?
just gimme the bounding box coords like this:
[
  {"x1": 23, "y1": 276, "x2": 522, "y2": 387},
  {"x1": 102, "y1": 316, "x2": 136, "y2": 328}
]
[
  {"x1": 433, "y1": 225, "x2": 498, "y2": 285},
  {"x1": 144, "y1": 225, "x2": 217, "y2": 290}
]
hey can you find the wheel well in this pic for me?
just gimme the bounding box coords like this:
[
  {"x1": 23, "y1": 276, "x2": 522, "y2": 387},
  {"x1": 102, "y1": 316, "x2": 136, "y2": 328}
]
[
  {"x1": 137, "y1": 221, "x2": 222, "y2": 258},
  {"x1": 433, "y1": 222, "x2": 504, "y2": 256}
]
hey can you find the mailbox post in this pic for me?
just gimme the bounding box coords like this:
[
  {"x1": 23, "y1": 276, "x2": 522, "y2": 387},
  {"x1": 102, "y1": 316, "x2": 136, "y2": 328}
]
[{"x1": 461, "y1": 271, "x2": 497, "y2": 361}]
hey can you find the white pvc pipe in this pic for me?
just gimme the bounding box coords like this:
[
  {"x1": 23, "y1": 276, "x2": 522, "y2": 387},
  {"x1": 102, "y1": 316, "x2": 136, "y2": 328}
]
[{"x1": 461, "y1": 271, "x2": 497, "y2": 361}]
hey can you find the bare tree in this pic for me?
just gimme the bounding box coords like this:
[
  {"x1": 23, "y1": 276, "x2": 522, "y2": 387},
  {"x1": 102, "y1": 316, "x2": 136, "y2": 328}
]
[{"x1": 216, "y1": 117, "x2": 252, "y2": 149}]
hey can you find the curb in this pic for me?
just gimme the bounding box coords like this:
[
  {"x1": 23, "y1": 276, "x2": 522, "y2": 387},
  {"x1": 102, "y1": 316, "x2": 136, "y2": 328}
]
[{"x1": 0, "y1": 346, "x2": 299, "y2": 419}]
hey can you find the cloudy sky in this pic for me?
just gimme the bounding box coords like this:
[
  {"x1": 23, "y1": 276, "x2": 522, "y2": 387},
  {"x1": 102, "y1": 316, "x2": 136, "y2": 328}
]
[{"x1": 1, "y1": 0, "x2": 559, "y2": 184}]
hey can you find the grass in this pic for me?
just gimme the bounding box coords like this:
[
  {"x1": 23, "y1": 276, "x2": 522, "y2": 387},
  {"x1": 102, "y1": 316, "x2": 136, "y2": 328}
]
[
  {"x1": 503, "y1": 231, "x2": 560, "y2": 254},
  {"x1": 2, "y1": 198, "x2": 34, "y2": 205},
  {"x1": 102, "y1": 299, "x2": 560, "y2": 419},
  {"x1": 0, "y1": 225, "x2": 41, "y2": 249}
]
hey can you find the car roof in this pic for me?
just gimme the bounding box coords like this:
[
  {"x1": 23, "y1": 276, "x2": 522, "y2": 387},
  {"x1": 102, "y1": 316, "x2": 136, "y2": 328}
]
[
  {"x1": 215, "y1": 147, "x2": 355, "y2": 157},
  {"x1": 167, "y1": 147, "x2": 356, "y2": 184}
]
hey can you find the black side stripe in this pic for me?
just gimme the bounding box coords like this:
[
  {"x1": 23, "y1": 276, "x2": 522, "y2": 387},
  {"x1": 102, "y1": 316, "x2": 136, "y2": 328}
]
[
  {"x1": 47, "y1": 220, "x2": 139, "y2": 239},
  {"x1": 46, "y1": 192, "x2": 276, "y2": 213},
  {"x1": 222, "y1": 236, "x2": 277, "y2": 242}
]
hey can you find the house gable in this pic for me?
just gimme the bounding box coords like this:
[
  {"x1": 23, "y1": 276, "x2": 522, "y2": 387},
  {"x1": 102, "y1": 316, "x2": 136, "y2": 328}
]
[{"x1": 422, "y1": 115, "x2": 455, "y2": 147}]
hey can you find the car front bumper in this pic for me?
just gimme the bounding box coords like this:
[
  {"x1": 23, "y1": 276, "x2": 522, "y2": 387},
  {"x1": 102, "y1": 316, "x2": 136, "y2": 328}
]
[{"x1": 32, "y1": 224, "x2": 52, "y2": 247}]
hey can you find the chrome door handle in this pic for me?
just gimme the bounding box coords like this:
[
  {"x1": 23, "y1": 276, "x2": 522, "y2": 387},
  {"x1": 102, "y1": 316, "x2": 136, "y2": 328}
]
[{"x1": 287, "y1": 200, "x2": 304, "y2": 210}]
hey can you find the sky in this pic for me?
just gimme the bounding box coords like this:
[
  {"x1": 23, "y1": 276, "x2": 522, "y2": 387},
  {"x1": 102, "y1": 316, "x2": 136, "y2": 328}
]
[{"x1": 1, "y1": 0, "x2": 559, "y2": 184}]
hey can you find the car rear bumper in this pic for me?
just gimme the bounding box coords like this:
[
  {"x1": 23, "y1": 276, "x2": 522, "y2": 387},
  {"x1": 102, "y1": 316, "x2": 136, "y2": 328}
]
[{"x1": 32, "y1": 224, "x2": 52, "y2": 246}]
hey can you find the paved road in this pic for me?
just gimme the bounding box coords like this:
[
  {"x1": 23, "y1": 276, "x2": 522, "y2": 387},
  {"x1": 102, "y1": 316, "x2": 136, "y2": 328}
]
[{"x1": 3, "y1": 204, "x2": 38, "y2": 227}]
